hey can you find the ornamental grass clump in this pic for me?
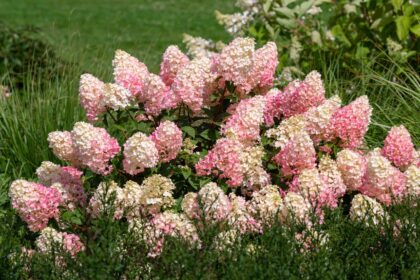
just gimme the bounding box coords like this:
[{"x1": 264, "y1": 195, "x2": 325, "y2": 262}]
[{"x1": 7, "y1": 37, "x2": 420, "y2": 265}]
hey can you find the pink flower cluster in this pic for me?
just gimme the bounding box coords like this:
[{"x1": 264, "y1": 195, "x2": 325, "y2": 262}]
[
  {"x1": 78, "y1": 37, "x2": 278, "y2": 122},
  {"x1": 123, "y1": 121, "x2": 182, "y2": 175},
  {"x1": 195, "y1": 138, "x2": 244, "y2": 187},
  {"x1": 160, "y1": 45, "x2": 190, "y2": 87},
  {"x1": 9, "y1": 180, "x2": 62, "y2": 232},
  {"x1": 221, "y1": 95, "x2": 266, "y2": 144},
  {"x1": 130, "y1": 212, "x2": 200, "y2": 257},
  {"x1": 48, "y1": 122, "x2": 120, "y2": 175},
  {"x1": 273, "y1": 132, "x2": 317, "y2": 176},
  {"x1": 150, "y1": 121, "x2": 183, "y2": 163},
  {"x1": 381, "y1": 125, "x2": 415, "y2": 169},
  {"x1": 218, "y1": 38, "x2": 278, "y2": 95},
  {"x1": 182, "y1": 182, "x2": 232, "y2": 223},
  {"x1": 36, "y1": 161, "x2": 86, "y2": 210},
  {"x1": 113, "y1": 49, "x2": 149, "y2": 96},
  {"x1": 360, "y1": 149, "x2": 406, "y2": 205},
  {"x1": 36, "y1": 227, "x2": 84, "y2": 257},
  {"x1": 278, "y1": 71, "x2": 325, "y2": 118},
  {"x1": 172, "y1": 56, "x2": 217, "y2": 113},
  {"x1": 328, "y1": 96, "x2": 372, "y2": 148}
]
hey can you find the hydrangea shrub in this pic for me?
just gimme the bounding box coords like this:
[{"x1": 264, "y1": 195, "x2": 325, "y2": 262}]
[{"x1": 9, "y1": 37, "x2": 419, "y2": 259}]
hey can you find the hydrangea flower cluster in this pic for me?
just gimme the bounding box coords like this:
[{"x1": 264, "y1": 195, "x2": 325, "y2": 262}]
[
  {"x1": 150, "y1": 121, "x2": 183, "y2": 163},
  {"x1": 48, "y1": 122, "x2": 120, "y2": 175},
  {"x1": 222, "y1": 95, "x2": 266, "y2": 144},
  {"x1": 195, "y1": 138, "x2": 244, "y2": 187},
  {"x1": 182, "y1": 182, "x2": 232, "y2": 223},
  {"x1": 123, "y1": 132, "x2": 159, "y2": 175},
  {"x1": 218, "y1": 38, "x2": 278, "y2": 94},
  {"x1": 36, "y1": 227, "x2": 85, "y2": 257},
  {"x1": 350, "y1": 194, "x2": 386, "y2": 226},
  {"x1": 278, "y1": 71, "x2": 325, "y2": 118},
  {"x1": 123, "y1": 121, "x2": 182, "y2": 175},
  {"x1": 129, "y1": 212, "x2": 200, "y2": 258},
  {"x1": 9, "y1": 180, "x2": 62, "y2": 232},
  {"x1": 381, "y1": 125, "x2": 415, "y2": 169},
  {"x1": 160, "y1": 45, "x2": 190, "y2": 86},
  {"x1": 273, "y1": 131, "x2": 317, "y2": 176},
  {"x1": 36, "y1": 161, "x2": 86, "y2": 210},
  {"x1": 328, "y1": 96, "x2": 372, "y2": 148},
  {"x1": 112, "y1": 49, "x2": 149, "y2": 97},
  {"x1": 247, "y1": 185, "x2": 282, "y2": 226},
  {"x1": 89, "y1": 180, "x2": 125, "y2": 220},
  {"x1": 360, "y1": 149, "x2": 406, "y2": 205}
]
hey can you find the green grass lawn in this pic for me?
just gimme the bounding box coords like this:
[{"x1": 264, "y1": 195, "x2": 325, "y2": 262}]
[{"x1": 0, "y1": 0, "x2": 234, "y2": 73}]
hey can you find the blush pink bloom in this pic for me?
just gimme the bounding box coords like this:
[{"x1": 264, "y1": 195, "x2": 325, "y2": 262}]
[
  {"x1": 252, "y1": 41, "x2": 278, "y2": 90},
  {"x1": 290, "y1": 167, "x2": 341, "y2": 218},
  {"x1": 36, "y1": 161, "x2": 86, "y2": 210},
  {"x1": 195, "y1": 138, "x2": 244, "y2": 187},
  {"x1": 279, "y1": 71, "x2": 325, "y2": 118},
  {"x1": 79, "y1": 73, "x2": 106, "y2": 122},
  {"x1": 9, "y1": 180, "x2": 62, "y2": 232},
  {"x1": 263, "y1": 89, "x2": 283, "y2": 127},
  {"x1": 47, "y1": 131, "x2": 80, "y2": 166},
  {"x1": 71, "y1": 122, "x2": 121, "y2": 175},
  {"x1": 227, "y1": 194, "x2": 261, "y2": 234},
  {"x1": 150, "y1": 121, "x2": 183, "y2": 163},
  {"x1": 219, "y1": 37, "x2": 255, "y2": 95},
  {"x1": 160, "y1": 45, "x2": 189, "y2": 87},
  {"x1": 134, "y1": 212, "x2": 200, "y2": 257},
  {"x1": 172, "y1": 56, "x2": 217, "y2": 113},
  {"x1": 336, "y1": 149, "x2": 367, "y2": 191},
  {"x1": 329, "y1": 95, "x2": 372, "y2": 149},
  {"x1": 123, "y1": 132, "x2": 159, "y2": 175},
  {"x1": 303, "y1": 95, "x2": 342, "y2": 143},
  {"x1": 360, "y1": 149, "x2": 407, "y2": 205},
  {"x1": 222, "y1": 95, "x2": 266, "y2": 145},
  {"x1": 36, "y1": 227, "x2": 85, "y2": 257},
  {"x1": 381, "y1": 125, "x2": 415, "y2": 169},
  {"x1": 198, "y1": 182, "x2": 232, "y2": 223},
  {"x1": 142, "y1": 74, "x2": 177, "y2": 116},
  {"x1": 112, "y1": 49, "x2": 149, "y2": 98},
  {"x1": 182, "y1": 183, "x2": 232, "y2": 224},
  {"x1": 273, "y1": 132, "x2": 316, "y2": 176}
]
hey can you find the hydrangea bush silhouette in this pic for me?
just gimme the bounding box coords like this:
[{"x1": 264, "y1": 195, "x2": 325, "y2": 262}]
[{"x1": 8, "y1": 37, "x2": 420, "y2": 260}]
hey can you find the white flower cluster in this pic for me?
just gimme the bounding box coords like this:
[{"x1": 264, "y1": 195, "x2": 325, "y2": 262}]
[
  {"x1": 102, "y1": 83, "x2": 133, "y2": 110},
  {"x1": 266, "y1": 115, "x2": 307, "y2": 149},
  {"x1": 247, "y1": 185, "x2": 282, "y2": 226},
  {"x1": 350, "y1": 194, "x2": 386, "y2": 226},
  {"x1": 123, "y1": 132, "x2": 159, "y2": 175}
]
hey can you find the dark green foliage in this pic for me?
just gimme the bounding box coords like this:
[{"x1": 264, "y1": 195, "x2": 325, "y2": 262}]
[
  {"x1": 1, "y1": 199, "x2": 419, "y2": 279},
  {"x1": 0, "y1": 22, "x2": 69, "y2": 90},
  {"x1": 241, "y1": 0, "x2": 419, "y2": 74}
]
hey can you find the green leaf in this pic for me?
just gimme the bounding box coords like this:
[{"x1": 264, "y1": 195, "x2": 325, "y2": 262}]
[
  {"x1": 263, "y1": 0, "x2": 273, "y2": 13},
  {"x1": 391, "y1": 0, "x2": 403, "y2": 11},
  {"x1": 180, "y1": 167, "x2": 192, "y2": 179},
  {"x1": 182, "y1": 126, "x2": 196, "y2": 138},
  {"x1": 295, "y1": 1, "x2": 314, "y2": 16},
  {"x1": 331, "y1": 25, "x2": 351, "y2": 47},
  {"x1": 276, "y1": 18, "x2": 297, "y2": 29},
  {"x1": 403, "y1": 4, "x2": 414, "y2": 16},
  {"x1": 61, "y1": 210, "x2": 83, "y2": 225},
  {"x1": 410, "y1": 24, "x2": 420, "y2": 36},
  {"x1": 274, "y1": 7, "x2": 294, "y2": 18},
  {"x1": 395, "y1": 16, "x2": 411, "y2": 40},
  {"x1": 200, "y1": 129, "x2": 217, "y2": 141},
  {"x1": 311, "y1": 30, "x2": 322, "y2": 46},
  {"x1": 355, "y1": 44, "x2": 370, "y2": 59}
]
